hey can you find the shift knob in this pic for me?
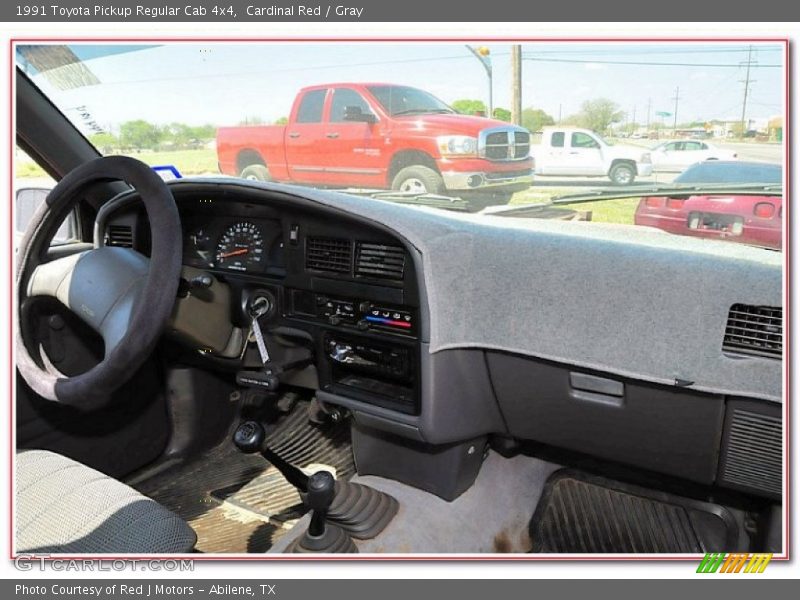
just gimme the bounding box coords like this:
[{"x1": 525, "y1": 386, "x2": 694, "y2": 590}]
[
  {"x1": 233, "y1": 421, "x2": 266, "y2": 454},
  {"x1": 307, "y1": 471, "x2": 336, "y2": 512}
]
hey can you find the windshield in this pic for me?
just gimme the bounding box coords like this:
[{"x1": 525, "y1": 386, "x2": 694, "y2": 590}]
[
  {"x1": 367, "y1": 85, "x2": 454, "y2": 116},
  {"x1": 14, "y1": 42, "x2": 785, "y2": 252}
]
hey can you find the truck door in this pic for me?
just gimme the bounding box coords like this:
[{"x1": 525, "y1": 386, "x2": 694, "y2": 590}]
[
  {"x1": 323, "y1": 87, "x2": 384, "y2": 188},
  {"x1": 564, "y1": 131, "x2": 606, "y2": 175},
  {"x1": 537, "y1": 131, "x2": 567, "y2": 175},
  {"x1": 285, "y1": 88, "x2": 330, "y2": 184}
]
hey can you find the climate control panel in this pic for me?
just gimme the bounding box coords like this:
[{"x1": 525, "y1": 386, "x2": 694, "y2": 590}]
[{"x1": 288, "y1": 289, "x2": 416, "y2": 336}]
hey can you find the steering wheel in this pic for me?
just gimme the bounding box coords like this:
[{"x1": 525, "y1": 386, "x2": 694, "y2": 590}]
[{"x1": 16, "y1": 156, "x2": 182, "y2": 409}]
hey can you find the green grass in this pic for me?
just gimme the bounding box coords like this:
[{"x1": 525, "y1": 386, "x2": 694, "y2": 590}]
[
  {"x1": 510, "y1": 188, "x2": 640, "y2": 225},
  {"x1": 125, "y1": 148, "x2": 219, "y2": 175},
  {"x1": 15, "y1": 148, "x2": 219, "y2": 179}
]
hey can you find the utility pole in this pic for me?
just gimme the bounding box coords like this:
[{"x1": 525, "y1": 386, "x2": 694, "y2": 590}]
[
  {"x1": 671, "y1": 87, "x2": 680, "y2": 136},
  {"x1": 558, "y1": 104, "x2": 562, "y2": 125},
  {"x1": 739, "y1": 45, "x2": 756, "y2": 139},
  {"x1": 631, "y1": 105, "x2": 637, "y2": 135},
  {"x1": 511, "y1": 45, "x2": 522, "y2": 125},
  {"x1": 646, "y1": 98, "x2": 651, "y2": 130}
]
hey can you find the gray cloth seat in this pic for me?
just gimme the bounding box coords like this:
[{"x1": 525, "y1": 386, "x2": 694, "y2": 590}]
[{"x1": 16, "y1": 450, "x2": 196, "y2": 554}]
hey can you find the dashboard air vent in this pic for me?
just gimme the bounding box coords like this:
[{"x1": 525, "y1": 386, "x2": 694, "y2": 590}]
[
  {"x1": 718, "y1": 405, "x2": 782, "y2": 498},
  {"x1": 723, "y1": 304, "x2": 782, "y2": 359},
  {"x1": 306, "y1": 237, "x2": 352, "y2": 274},
  {"x1": 355, "y1": 242, "x2": 406, "y2": 281},
  {"x1": 105, "y1": 225, "x2": 133, "y2": 248}
]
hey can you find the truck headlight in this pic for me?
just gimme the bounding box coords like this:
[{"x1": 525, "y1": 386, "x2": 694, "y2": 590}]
[
  {"x1": 437, "y1": 136, "x2": 478, "y2": 156},
  {"x1": 641, "y1": 152, "x2": 652, "y2": 163}
]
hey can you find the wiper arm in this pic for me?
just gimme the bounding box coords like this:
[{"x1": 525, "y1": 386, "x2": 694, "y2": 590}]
[
  {"x1": 548, "y1": 182, "x2": 783, "y2": 205},
  {"x1": 347, "y1": 189, "x2": 471, "y2": 211},
  {"x1": 393, "y1": 108, "x2": 453, "y2": 116}
]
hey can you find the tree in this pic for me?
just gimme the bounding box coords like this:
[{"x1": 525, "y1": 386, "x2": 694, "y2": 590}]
[
  {"x1": 274, "y1": 116, "x2": 289, "y2": 125},
  {"x1": 119, "y1": 120, "x2": 162, "y2": 151},
  {"x1": 492, "y1": 107, "x2": 511, "y2": 122},
  {"x1": 575, "y1": 98, "x2": 625, "y2": 134},
  {"x1": 89, "y1": 132, "x2": 117, "y2": 153},
  {"x1": 452, "y1": 99, "x2": 487, "y2": 116},
  {"x1": 520, "y1": 108, "x2": 555, "y2": 132},
  {"x1": 238, "y1": 116, "x2": 267, "y2": 126}
]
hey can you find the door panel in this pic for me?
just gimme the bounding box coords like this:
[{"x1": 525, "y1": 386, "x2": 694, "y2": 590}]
[{"x1": 285, "y1": 88, "x2": 330, "y2": 184}]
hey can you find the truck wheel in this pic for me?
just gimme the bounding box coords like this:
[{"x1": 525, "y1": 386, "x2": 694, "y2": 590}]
[
  {"x1": 609, "y1": 163, "x2": 636, "y2": 185},
  {"x1": 391, "y1": 166, "x2": 445, "y2": 194},
  {"x1": 240, "y1": 164, "x2": 271, "y2": 182}
]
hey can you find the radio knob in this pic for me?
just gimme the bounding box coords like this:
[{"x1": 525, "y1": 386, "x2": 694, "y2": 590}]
[
  {"x1": 357, "y1": 319, "x2": 369, "y2": 331},
  {"x1": 358, "y1": 301, "x2": 371, "y2": 313},
  {"x1": 328, "y1": 315, "x2": 342, "y2": 326}
]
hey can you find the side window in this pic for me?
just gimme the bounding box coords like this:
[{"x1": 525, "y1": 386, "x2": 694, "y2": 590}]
[
  {"x1": 14, "y1": 146, "x2": 75, "y2": 247},
  {"x1": 571, "y1": 132, "x2": 600, "y2": 148},
  {"x1": 551, "y1": 132, "x2": 565, "y2": 148},
  {"x1": 685, "y1": 141, "x2": 702, "y2": 151},
  {"x1": 330, "y1": 88, "x2": 372, "y2": 123},
  {"x1": 664, "y1": 142, "x2": 679, "y2": 151},
  {"x1": 295, "y1": 89, "x2": 326, "y2": 123},
  {"x1": 700, "y1": 142, "x2": 709, "y2": 150}
]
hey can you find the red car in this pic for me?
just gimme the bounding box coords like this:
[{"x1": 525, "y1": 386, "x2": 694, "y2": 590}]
[{"x1": 634, "y1": 161, "x2": 783, "y2": 250}]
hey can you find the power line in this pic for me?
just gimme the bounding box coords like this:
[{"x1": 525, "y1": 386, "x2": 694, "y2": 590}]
[{"x1": 521, "y1": 56, "x2": 780, "y2": 68}]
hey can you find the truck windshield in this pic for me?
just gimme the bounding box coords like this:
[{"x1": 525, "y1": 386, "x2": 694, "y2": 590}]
[
  {"x1": 14, "y1": 42, "x2": 785, "y2": 252},
  {"x1": 367, "y1": 85, "x2": 454, "y2": 116}
]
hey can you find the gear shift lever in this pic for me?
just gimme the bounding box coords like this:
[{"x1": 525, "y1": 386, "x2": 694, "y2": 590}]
[{"x1": 233, "y1": 420, "x2": 397, "y2": 550}]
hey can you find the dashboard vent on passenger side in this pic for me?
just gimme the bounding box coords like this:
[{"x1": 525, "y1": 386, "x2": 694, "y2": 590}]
[
  {"x1": 306, "y1": 237, "x2": 352, "y2": 274},
  {"x1": 718, "y1": 404, "x2": 782, "y2": 498},
  {"x1": 355, "y1": 242, "x2": 406, "y2": 281},
  {"x1": 723, "y1": 304, "x2": 782, "y2": 359},
  {"x1": 105, "y1": 225, "x2": 134, "y2": 248}
]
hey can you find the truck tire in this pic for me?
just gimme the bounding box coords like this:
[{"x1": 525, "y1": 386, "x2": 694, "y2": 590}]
[
  {"x1": 609, "y1": 163, "x2": 636, "y2": 185},
  {"x1": 391, "y1": 165, "x2": 445, "y2": 194},
  {"x1": 240, "y1": 164, "x2": 271, "y2": 182}
]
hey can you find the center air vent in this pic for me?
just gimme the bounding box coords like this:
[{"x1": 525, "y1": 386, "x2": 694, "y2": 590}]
[
  {"x1": 723, "y1": 304, "x2": 782, "y2": 359},
  {"x1": 105, "y1": 225, "x2": 133, "y2": 248},
  {"x1": 355, "y1": 242, "x2": 406, "y2": 281},
  {"x1": 306, "y1": 237, "x2": 352, "y2": 274}
]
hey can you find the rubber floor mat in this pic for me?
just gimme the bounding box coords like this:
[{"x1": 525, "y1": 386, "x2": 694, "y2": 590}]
[
  {"x1": 134, "y1": 400, "x2": 354, "y2": 553},
  {"x1": 529, "y1": 470, "x2": 741, "y2": 553}
]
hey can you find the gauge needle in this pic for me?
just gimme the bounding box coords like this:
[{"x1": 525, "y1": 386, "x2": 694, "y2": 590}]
[{"x1": 219, "y1": 248, "x2": 249, "y2": 258}]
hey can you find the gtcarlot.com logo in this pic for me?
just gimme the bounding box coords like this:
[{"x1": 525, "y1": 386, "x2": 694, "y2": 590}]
[
  {"x1": 13, "y1": 554, "x2": 194, "y2": 572},
  {"x1": 697, "y1": 553, "x2": 772, "y2": 574}
]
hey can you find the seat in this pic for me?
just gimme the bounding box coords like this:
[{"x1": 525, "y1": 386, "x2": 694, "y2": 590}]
[{"x1": 16, "y1": 450, "x2": 196, "y2": 554}]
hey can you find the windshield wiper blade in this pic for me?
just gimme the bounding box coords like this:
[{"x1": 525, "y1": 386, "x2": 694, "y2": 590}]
[
  {"x1": 547, "y1": 182, "x2": 784, "y2": 205},
  {"x1": 347, "y1": 189, "x2": 471, "y2": 211},
  {"x1": 393, "y1": 108, "x2": 453, "y2": 116}
]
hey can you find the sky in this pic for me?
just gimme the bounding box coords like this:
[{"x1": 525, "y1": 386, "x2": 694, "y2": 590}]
[{"x1": 16, "y1": 42, "x2": 785, "y2": 133}]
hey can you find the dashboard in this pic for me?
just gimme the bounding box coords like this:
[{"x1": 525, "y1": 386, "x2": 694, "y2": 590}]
[
  {"x1": 96, "y1": 178, "x2": 782, "y2": 501},
  {"x1": 100, "y1": 182, "x2": 424, "y2": 417}
]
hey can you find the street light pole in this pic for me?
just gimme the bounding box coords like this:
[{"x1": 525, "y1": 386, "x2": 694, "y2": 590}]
[{"x1": 466, "y1": 45, "x2": 493, "y2": 116}]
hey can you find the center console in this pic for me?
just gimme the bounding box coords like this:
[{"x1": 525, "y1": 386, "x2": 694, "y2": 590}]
[{"x1": 286, "y1": 289, "x2": 419, "y2": 415}]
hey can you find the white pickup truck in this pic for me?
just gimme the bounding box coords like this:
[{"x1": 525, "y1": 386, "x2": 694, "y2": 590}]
[{"x1": 532, "y1": 127, "x2": 653, "y2": 185}]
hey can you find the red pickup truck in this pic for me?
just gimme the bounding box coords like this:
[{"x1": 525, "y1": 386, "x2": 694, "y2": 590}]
[{"x1": 217, "y1": 83, "x2": 534, "y2": 206}]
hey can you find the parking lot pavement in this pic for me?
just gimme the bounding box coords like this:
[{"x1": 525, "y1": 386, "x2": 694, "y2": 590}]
[{"x1": 714, "y1": 141, "x2": 783, "y2": 164}]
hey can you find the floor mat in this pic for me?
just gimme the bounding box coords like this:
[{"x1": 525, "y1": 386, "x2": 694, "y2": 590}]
[
  {"x1": 529, "y1": 470, "x2": 741, "y2": 553},
  {"x1": 134, "y1": 400, "x2": 355, "y2": 553}
]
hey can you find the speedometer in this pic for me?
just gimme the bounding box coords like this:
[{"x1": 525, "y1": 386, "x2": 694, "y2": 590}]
[{"x1": 214, "y1": 222, "x2": 265, "y2": 271}]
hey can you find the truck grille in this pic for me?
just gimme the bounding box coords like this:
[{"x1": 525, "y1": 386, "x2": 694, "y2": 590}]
[{"x1": 479, "y1": 127, "x2": 530, "y2": 161}]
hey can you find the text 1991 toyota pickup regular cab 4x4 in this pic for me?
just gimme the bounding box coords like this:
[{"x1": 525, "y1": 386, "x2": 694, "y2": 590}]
[{"x1": 217, "y1": 83, "x2": 534, "y2": 205}]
